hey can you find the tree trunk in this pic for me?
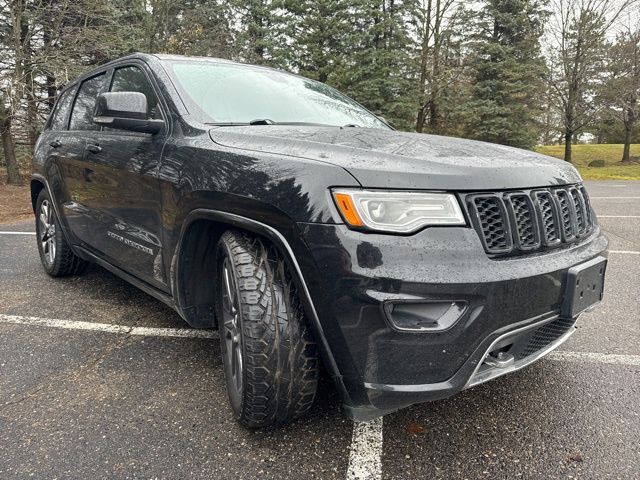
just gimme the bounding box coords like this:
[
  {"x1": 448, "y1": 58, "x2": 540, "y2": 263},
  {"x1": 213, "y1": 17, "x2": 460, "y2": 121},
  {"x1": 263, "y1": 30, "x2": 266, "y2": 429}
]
[
  {"x1": 21, "y1": 15, "x2": 38, "y2": 149},
  {"x1": 1, "y1": 116, "x2": 22, "y2": 185},
  {"x1": 429, "y1": 98, "x2": 440, "y2": 131},
  {"x1": 46, "y1": 75, "x2": 57, "y2": 110},
  {"x1": 416, "y1": 107, "x2": 426, "y2": 133},
  {"x1": 621, "y1": 104, "x2": 636, "y2": 164},
  {"x1": 43, "y1": 24, "x2": 57, "y2": 111},
  {"x1": 415, "y1": 0, "x2": 432, "y2": 132},
  {"x1": 564, "y1": 130, "x2": 573, "y2": 163},
  {"x1": 621, "y1": 124, "x2": 632, "y2": 163}
]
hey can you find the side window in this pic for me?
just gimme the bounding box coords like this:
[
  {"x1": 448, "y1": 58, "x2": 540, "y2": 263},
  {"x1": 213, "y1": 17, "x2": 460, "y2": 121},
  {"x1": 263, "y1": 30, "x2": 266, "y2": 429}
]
[
  {"x1": 69, "y1": 73, "x2": 107, "y2": 131},
  {"x1": 49, "y1": 88, "x2": 75, "y2": 131},
  {"x1": 110, "y1": 66, "x2": 162, "y2": 119}
]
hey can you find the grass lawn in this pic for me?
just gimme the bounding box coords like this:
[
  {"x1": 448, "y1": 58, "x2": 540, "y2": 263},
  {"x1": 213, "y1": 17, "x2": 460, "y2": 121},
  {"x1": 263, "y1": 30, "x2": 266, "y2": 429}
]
[{"x1": 535, "y1": 144, "x2": 640, "y2": 180}]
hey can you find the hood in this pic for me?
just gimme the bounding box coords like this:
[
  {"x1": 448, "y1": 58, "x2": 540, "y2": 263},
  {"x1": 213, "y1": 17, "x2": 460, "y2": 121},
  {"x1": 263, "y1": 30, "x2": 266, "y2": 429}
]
[{"x1": 209, "y1": 126, "x2": 581, "y2": 190}]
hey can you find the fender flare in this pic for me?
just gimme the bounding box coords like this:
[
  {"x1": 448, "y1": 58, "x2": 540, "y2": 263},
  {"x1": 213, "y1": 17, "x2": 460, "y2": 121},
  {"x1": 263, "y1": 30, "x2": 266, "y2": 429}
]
[
  {"x1": 173, "y1": 208, "x2": 346, "y2": 395},
  {"x1": 30, "y1": 173, "x2": 77, "y2": 249}
]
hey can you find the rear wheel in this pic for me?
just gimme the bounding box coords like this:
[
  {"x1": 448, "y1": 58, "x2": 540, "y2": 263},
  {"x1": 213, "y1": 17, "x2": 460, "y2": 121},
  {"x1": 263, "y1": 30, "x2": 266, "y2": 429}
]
[
  {"x1": 35, "y1": 189, "x2": 88, "y2": 277},
  {"x1": 215, "y1": 230, "x2": 319, "y2": 428}
]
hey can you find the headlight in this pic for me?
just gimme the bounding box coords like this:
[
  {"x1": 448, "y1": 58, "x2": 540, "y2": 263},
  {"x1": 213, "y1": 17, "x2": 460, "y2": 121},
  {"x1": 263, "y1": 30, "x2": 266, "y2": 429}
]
[{"x1": 332, "y1": 189, "x2": 465, "y2": 233}]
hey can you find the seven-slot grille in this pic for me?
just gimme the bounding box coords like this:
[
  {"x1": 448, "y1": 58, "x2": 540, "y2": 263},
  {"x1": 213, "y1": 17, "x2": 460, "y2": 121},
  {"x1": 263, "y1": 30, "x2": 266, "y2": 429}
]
[{"x1": 465, "y1": 185, "x2": 595, "y2": 256}]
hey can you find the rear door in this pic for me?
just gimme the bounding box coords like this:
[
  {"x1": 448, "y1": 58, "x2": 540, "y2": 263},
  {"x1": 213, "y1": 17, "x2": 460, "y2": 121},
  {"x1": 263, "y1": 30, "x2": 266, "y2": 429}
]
[
  {"x1": 35, "y1": 85, "x2": 83, "y2": 239},
  {"x1": 73, "y1": 64, "x2": 169, "y2": 290}
]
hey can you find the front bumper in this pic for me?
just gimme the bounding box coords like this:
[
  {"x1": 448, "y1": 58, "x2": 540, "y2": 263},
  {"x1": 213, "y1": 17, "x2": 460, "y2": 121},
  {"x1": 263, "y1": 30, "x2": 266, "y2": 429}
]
[{"x1": 296, "y1": 222, "x2": 608, "y2": 420}]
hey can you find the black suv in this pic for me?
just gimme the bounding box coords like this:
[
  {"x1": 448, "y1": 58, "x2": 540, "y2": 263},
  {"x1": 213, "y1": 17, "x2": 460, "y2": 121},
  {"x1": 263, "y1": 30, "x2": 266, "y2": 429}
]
[{"x1": 32, "y1": 53, "x2": 608, "y2": 427}]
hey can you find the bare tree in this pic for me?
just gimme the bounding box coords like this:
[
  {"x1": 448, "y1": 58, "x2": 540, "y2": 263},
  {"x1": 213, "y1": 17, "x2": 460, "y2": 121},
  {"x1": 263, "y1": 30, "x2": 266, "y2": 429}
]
[
  {"x1": 546, "y1": 0, "x2": 636, "y2": 163},
  {"x1": 0, "y1": 0, "x2": 29, "y2": 184},
  {"x1": 415, "y1": 0, "x2": 461, "y2": 133},
  {"x1": 600, "y1": 20, "x2": 640, "y2": 162}
]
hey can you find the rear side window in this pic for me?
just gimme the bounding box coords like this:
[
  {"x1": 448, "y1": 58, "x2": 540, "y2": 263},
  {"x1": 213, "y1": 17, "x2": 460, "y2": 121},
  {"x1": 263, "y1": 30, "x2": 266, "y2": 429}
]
[
  {"x1": 69, "y1": 73, "x2": 107, "y2": 131},
  {"x1": 110, "y1": 66, "x2": 162, "y2": 119},
  {"x1": 49, "y1": 88, "x2": 75, "y2": 131}
]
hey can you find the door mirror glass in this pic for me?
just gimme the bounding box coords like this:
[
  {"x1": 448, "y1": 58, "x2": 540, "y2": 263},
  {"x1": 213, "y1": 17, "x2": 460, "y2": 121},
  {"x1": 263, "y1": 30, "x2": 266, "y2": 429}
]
[
  {"x1": 95, "y1": 92, "x2": 147, "y2": 119},
  {"x1": 94, "y1": 92, "x2": 164, "y2": 134}
]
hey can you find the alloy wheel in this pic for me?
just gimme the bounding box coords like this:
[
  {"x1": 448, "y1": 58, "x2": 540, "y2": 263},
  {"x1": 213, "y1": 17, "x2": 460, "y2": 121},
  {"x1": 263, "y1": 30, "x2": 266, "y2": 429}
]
[{"x1": 39, "y1": 200, "x2": 56, "y2": 265}]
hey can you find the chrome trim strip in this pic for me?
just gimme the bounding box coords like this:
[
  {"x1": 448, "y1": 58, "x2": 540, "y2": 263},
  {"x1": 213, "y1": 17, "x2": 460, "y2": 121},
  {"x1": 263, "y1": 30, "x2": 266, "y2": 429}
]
[{"x1": 464, "y1": 316, "x2": 576, "y2": 388}]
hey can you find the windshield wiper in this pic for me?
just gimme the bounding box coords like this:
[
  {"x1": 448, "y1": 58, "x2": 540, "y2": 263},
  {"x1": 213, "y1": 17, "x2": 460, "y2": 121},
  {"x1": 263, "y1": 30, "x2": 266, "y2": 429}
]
[
  {"x1": 206, "y1": 120, "x2": 341, "y2": 127},
  {"x1": 249, "y1": 118, "x2": 276, "y2": 125},
  {"x1": 248, "y1": 120, "x2": 339, "y2": 127}
]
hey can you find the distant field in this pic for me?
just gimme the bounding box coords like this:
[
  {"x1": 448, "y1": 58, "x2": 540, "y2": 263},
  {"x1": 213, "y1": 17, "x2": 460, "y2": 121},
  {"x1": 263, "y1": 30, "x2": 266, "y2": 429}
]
[{"x1": 535, "y1": 144, "x2": 640, "y2": 180}]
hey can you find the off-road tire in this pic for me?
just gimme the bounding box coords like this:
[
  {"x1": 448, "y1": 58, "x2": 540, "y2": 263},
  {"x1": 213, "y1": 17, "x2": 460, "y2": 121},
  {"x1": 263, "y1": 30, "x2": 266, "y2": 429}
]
[
  {"x1": 35, "y1": 189, "x2": 88, "y2": 277},
  {"x1": 215, "y1": 230, "x2": 319, "y2": 428}
]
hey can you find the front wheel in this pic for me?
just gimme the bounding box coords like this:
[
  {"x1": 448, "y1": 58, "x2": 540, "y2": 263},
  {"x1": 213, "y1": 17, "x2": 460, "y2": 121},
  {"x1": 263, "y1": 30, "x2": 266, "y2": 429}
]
[
  {"x1": 215, "y1": 231, "x2": 319, "y2": 428},
  {"x1": 35, "y1": 189, "x2": 88, "y2": 277}
]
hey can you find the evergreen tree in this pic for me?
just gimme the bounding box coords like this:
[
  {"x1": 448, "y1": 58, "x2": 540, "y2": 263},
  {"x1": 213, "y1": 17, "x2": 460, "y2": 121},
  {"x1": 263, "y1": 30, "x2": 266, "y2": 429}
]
[
  {"x1": 280, "y1": 0, "x2": 351, "y2": 83},
  {"x1": 332, "y1": 0, "x2": 420, "y2": 130},
  {"x1": 465, "y1": 0, "x2": 548, "y2": 149},
  {"x1": 227, "y1": 0, "x2": 288, "y2": 66},
  {"x1": 162, "y1": 0, "x2": 234, "y2": 58}
]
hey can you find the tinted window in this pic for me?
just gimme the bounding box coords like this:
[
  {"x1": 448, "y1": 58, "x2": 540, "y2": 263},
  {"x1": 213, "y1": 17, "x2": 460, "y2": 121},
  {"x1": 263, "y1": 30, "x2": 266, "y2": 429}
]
[
  {"x1": 110, "y1": 66, "x2": 161, "y2": 119},
  {"x1": 166, "y1": 61, "x2": 388, "y2": 128},
  {"x1": 69, "y1": 73, "x2": 107, "y2": 131},
  {"x1": 49, "y1": 88, "x2": 75, "y2": 131}
]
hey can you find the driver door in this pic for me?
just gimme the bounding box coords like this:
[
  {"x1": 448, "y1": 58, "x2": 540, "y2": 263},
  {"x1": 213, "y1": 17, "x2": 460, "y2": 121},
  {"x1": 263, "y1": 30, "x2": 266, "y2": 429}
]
[{"x1": 74, "y1": 64, "x2": 169, "y2": 290}]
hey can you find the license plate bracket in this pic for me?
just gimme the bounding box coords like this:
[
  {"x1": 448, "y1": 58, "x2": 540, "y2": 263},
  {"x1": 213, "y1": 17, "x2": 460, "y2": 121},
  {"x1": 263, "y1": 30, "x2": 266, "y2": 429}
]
[{"x1": 562, "y1": 256, "x2": 607, "y2": 318}]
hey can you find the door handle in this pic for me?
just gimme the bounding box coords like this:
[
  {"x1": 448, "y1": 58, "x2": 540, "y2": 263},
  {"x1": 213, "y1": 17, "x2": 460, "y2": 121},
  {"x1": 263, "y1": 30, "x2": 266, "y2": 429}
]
[
  {"x1": 50, "y1": 140, "x2": 61, "y2": 148},
  {"x1": 87, "y1": 144, "x2": 102, "y2": 154}
]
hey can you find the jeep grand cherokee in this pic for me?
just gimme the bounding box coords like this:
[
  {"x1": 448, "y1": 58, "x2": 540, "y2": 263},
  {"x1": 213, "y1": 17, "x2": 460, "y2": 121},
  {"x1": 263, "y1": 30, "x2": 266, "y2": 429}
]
[{"x1": 32, "y1": 53, "x2": 608, "y2": 427}]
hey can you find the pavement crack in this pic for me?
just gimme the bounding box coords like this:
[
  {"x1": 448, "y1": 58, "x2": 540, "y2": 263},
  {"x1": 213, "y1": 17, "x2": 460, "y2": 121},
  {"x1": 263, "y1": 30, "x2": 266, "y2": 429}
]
[{"x1": 601, "y1": 227, "x2": 640, "y2": 248}]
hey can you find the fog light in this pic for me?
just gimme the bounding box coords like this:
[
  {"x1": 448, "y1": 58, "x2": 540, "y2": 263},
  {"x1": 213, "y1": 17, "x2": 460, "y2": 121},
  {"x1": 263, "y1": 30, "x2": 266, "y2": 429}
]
[{"x1": 384, "y1": 301, "x2": 467, "y2": 332}]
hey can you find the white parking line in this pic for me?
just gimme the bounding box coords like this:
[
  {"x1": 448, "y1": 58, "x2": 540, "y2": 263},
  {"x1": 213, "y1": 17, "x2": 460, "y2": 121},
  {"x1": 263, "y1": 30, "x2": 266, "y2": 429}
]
[
  {"x1": 4, "y1": 313, "x2": 639, "y2": 362},
  {"x1": 347, "y1": 418, "x2": 384, "y2": 480},
  {"x1": 344, "y1": 349, "x2": 640, "y2": 480},
  {"x1": 548, "y1": 351, "x2": 640, "y2": 366},
  {"x1": 599, "y1": 216, "x2": 640, "y2": 218},
  {"x1": 591, "y1": 196, "x2": 640, "y2": 199},
  {"x1": 2, "y1": 311, "x2": 640, "y2": 480},
  {"x1": 0, "y1": 231, "x2": 36, "y2": 235},
  {"x1": 0, "y1": 314, "x2": 217, "y2": 339},
  {"x1": 609, "y1": 250, "x2": 640, "y2": 255}
]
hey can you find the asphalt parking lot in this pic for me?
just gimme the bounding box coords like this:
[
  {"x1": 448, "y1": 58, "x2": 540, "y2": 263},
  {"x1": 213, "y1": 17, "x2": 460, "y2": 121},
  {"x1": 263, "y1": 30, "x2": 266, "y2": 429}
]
[{"x1": 1, "y1": 180, "x2": 638, "y2": 479}]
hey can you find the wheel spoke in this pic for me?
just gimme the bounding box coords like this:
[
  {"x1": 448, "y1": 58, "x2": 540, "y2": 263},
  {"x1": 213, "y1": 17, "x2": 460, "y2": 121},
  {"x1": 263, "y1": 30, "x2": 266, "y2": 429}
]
[
  {"x1": 50, "y1": 238, "x2": 56, "y2": 262},
  {"x1": 234, "y1": 346, "x2": 243, "y2": 391},
  {"x1": 223, "y1": 264, "x2": 235, "y2": 304},
  {"x1": 220, "y1": 254, "x2": 243, "y2": 397},
  {"x1": 46, "y1": 203, "x2": 53, "y2": 224},
  {"x1": 39, "y1": 212, "x2": 48, "y2": 233},
  {"x1": 47, "y1": 238, "x2": 55, "y2": 263},
  {"x1": 231, "y1": 340, "x2": 238, "y2": 376}
]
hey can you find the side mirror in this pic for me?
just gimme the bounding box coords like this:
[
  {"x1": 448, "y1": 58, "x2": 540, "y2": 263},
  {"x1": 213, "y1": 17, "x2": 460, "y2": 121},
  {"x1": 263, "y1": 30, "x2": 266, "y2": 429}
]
[{"x1": 93, "y1": 92, "x2": 164, "y2": 134}]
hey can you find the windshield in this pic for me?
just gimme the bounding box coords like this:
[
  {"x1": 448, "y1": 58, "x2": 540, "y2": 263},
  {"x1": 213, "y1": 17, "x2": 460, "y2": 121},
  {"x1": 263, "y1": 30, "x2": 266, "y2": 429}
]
[{"x1": 164, "y1": 60, "x2": 388, "y2": 128}]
